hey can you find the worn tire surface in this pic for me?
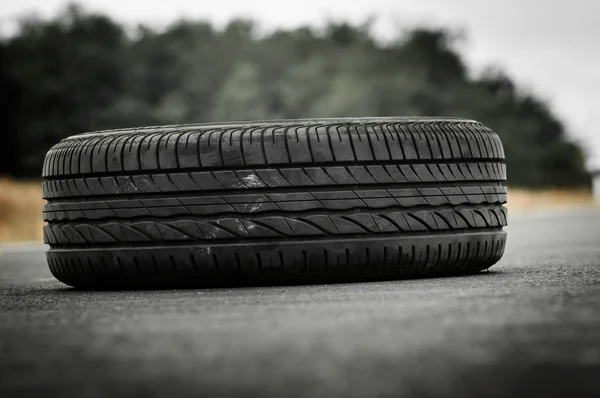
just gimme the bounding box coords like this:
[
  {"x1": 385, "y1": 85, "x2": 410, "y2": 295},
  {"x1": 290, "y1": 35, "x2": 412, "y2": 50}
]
[{"x1": 42, "y1": 117, "x2": 507, "y2": 289}]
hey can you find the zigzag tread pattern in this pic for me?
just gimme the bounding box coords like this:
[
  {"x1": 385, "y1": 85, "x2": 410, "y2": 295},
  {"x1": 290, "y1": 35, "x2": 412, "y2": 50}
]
[
  {"x1": 44, "y1": 205, "x2": 507, "y2": 245},
  {"x1": 42, "y1": 120, "x2": 504, "y2": 179}
]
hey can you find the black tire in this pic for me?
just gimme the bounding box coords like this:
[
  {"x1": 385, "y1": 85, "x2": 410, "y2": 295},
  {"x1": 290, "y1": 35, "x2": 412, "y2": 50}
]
[{"x1": 42, "y1": 117, "x2": 507, "y2": 289}]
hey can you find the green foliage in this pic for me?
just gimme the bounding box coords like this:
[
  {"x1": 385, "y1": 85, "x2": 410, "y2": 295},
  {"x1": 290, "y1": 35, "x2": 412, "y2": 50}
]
[{"x1": 0, "y1": 4, "x2": 589, "y2": 186}]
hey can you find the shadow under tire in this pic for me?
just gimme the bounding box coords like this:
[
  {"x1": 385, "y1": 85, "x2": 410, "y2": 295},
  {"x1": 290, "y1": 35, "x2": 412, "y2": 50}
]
[{"x1": 42, "y1": 117, "x2": 508, "y2": 289}]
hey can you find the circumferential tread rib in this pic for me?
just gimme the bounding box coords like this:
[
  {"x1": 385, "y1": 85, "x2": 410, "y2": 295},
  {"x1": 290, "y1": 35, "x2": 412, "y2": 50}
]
[
  {"x1": 44, "y1": 180, "x2": 506, "y2": 202},
  {"x1": 41, "y1": 162, "x2": 506, "y2": 200},
  {"x1": 47, "y1": 228, "x2": 505, "y2": 250},
  {"x1": 43, "y1": 185, "x2": 507, "y2": 221}
]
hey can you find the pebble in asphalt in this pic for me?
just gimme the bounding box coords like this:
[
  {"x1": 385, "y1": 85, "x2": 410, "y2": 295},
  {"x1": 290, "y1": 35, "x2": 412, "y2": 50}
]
[{"x1": 1, "y1": 208, "x2": 600, "y2": 398}]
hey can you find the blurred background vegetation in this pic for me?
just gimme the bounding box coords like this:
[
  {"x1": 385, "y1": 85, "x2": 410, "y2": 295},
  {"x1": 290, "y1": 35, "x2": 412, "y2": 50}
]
[{"x1": 0, "y1": 4, "x2": 590, "y2": 186}]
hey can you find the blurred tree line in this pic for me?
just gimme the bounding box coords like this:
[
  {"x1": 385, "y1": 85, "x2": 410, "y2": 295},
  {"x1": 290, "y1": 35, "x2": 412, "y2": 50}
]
[{"x1": 0, "y1": 4, "x2": 589, "y2": 186}]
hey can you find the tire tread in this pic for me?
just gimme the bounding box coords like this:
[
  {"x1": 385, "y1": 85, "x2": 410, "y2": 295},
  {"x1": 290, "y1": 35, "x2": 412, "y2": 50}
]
[{"x1": 42, "y1": 118, "x2": 508, "y2": 289}]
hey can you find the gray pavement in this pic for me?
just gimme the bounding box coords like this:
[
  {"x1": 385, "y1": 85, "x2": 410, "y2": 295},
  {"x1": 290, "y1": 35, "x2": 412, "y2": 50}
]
[{"x1": 1, "y1": 208, "x2": 600, "y2": 398}]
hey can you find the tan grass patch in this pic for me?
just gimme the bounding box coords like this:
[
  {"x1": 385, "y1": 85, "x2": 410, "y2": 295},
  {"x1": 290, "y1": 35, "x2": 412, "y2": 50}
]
[
  {"x1": 0, "y1": 178, "x2": 45, "y2": 242},
  {"x1": 506, "y1": 187, "x2": 595, "y2": 211}
]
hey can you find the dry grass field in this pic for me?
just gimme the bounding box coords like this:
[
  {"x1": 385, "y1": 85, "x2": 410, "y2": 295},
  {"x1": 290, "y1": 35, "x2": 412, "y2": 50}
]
[
  {"x1": 0, "y1": 178, "x2": 45, "y2": 242},
  {"x1": 508, "y1": 187, "x2": 595, "y2": 210},
  {"x1": 0, "y1": 178, "x2": 596, "y2": 242}
]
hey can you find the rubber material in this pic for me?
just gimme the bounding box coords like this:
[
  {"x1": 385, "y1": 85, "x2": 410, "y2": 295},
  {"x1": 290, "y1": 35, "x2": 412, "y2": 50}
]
[{"x1": 42, "y1": 117, "x2": 508, "y2": 289}]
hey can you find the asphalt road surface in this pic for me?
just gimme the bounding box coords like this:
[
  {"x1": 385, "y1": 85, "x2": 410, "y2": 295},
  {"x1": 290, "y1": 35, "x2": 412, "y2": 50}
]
[{"x1": 2, "y1": 208, "x2": 600, "y2": 398}]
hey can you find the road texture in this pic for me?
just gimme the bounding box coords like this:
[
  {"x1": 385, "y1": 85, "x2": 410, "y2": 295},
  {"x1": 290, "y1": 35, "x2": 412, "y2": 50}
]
[{"x1": 1, "y1": 208, "x2": 600, "y2": 398}]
